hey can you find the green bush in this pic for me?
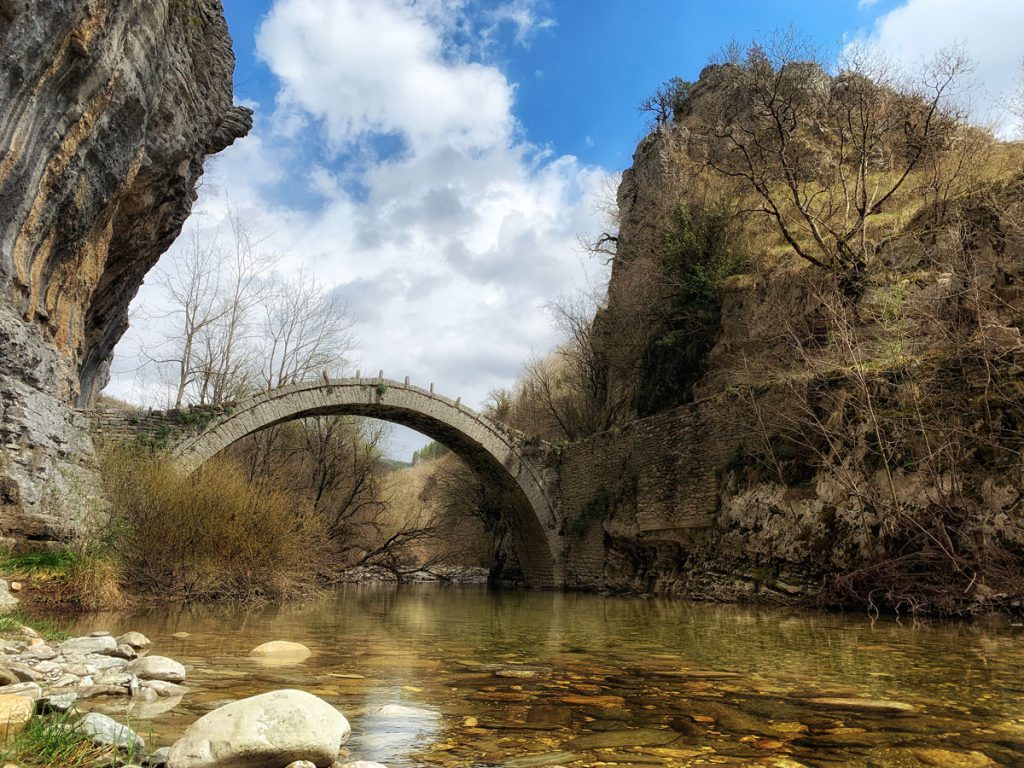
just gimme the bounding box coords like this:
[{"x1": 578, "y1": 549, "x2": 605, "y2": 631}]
[{"x1": 636, "y1": 204, "x2": 748, "y2": 415}]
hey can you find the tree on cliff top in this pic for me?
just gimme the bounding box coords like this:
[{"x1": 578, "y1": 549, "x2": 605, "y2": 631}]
[{"x1": 688, "y1": 33, "x2": 972, "y2": 276}]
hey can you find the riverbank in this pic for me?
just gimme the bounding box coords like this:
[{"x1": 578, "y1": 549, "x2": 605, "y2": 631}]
[{"x1": 0, "y1": 618, "x2": 390, "y2": 768}]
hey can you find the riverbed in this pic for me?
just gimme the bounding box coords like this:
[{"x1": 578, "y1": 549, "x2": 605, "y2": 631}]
[{"x1": 64, "y1": 584, "x2": 1024, "y2": 767}]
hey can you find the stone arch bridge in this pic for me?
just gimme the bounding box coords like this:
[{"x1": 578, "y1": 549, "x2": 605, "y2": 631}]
[{"x1": 85, "y1": 378, "x2": 566, "y2": 588}]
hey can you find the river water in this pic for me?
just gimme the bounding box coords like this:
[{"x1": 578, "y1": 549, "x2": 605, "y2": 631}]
[{"x1": 66, "y1": 584, "x2": 1024, "y2": 767}]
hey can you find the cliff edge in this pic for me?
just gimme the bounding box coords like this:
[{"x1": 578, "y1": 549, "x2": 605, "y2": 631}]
[{"x1": 0, "y1": 0, "x2": 251, "y2": 542}]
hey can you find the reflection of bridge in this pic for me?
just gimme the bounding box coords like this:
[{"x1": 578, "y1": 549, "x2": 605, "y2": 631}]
[{"x1": 85, "y1": 378, "x2": 565, "y2": 588}]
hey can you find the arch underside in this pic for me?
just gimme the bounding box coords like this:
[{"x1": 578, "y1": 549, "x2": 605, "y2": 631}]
[{"x1": 171, "y1": 383, "x2": 562, "y2": 588}]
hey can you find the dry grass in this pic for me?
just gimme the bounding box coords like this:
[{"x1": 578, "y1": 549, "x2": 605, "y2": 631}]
[
  {"x1": 101, "y1": 447, "x2": 326, "y2": 601},
  {"x1": 0, "y1": 549, "x2": 126, "y2": 612}
]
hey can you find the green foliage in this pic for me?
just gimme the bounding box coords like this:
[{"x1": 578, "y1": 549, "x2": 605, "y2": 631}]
[
  {"x1": 0, "y1": 546, "x2": 123, "y2": 614},
  {"x1": 640, "y1": 77, "x2": 694, "y2": 125},
  {"x1": 412, "y1": 440, "x2": 450, "y2": 464},
  {"x1": 0, "y1": 549, "x2": 79, "y2": 574},
  {"x1": 636, "y1": 205, "x2": 749, "y2": 415},
  {"x1": 0, "y1": 708, "x2": 148, "y2": 768},
  {"x1": 133, "y1": 424, "x2": 173, "y2": 451},
  {"x1": 570, "y1": 487, "x2": 611, "y2": 538},
  {"x1": 0, "y1": 611, "x2": 70, "y2": 643},
  {"x1": 174, "y1": 409, "x2": 218, "y2": 429}
]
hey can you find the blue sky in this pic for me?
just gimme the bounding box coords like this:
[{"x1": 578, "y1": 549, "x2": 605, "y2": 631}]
[
  {"x1": 111, "y1": 0, "x2": 1024, "y2": 459},
  {"x1": 222, "y1": 0, "x2": 899, "y2": 171}
]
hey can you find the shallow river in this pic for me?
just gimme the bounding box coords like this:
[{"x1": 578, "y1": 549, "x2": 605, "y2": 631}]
[{"x1": 65, "y1": 584, "x2": 1024, "y2": 767}]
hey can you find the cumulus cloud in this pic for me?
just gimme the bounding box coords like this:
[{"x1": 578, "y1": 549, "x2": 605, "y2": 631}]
[
  {"x1": 852, "y1": 0, "x2": 1024, "y2": 135},
  {"x1": 256, "y1": 0, "x2": 515, "y2": 152},
  {"x1": 109, "y1": 0, "x2": 611, "y2": 458}
]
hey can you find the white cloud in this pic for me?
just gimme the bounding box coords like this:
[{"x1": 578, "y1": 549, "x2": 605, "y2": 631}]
[
  {"x1": 256, "y1": 0, "x2": 515, "y2": 153},
  {"x1": 109, "y1": 0, "x2": 612, "y2": 459},
  {"x1": 488, "y1": 0, "x2": 556, "y2": 47},
  {"x1": 852, "y1": 0, "x2": 1024, "y2": 135}
]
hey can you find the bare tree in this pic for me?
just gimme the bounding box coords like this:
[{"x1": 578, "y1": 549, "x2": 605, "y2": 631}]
[
  {"x1": 195, "y1": 209, "x2": 276, "y2": 404},
  {"x1": 257, "y1": 269, "x2": 356, "y2": 390},
  {"x1": 143, "y1": 228, "x2": 228, "y2": 408},
  {"x1": 639, "y1": 76, "x2": 693, "y2": 127},
  {"x1": 691, "y1": 33, "x2": 972, "y2": 275}
]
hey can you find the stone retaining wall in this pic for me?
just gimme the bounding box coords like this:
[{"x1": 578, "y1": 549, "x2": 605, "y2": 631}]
[{"x1": 559, "y1": 394, "x2": 755, "y2": 589}]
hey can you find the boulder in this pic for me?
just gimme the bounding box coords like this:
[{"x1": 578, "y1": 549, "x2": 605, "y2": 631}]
[
  {"x1": 0, "y1": 682, "x2": 41, "y2": 700},
  {"x1": 116, "y1": 632, "x2": 152, "y2": 650},
  {"x1": 113, "y1": 643, "x2": 139, "y2": 660},
  {"x1": 58, "y1": 636, "x2": 118, "y2": 656},
  {"x1": 128, "y1": 656, "x2": 186, "y2": 683},
  {"x1": 166, "y1": 689, "x2": 350, "y2": 768},
  {"x1": 0, "y1": 582, "x2": 19, "y2": 615},
  {"x1": 79, "y1": 711, "x2": 145, "y2": 751},
  {"x1": 0, "y1": 694, "x2": 33, "y2": 744}
]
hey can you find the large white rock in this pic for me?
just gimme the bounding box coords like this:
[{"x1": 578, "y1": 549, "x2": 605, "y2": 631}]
[
  {"x1": 79, "y1": 711, "x2": 145, "y2": 751},
  {"x1": 166, "y1": 689, "x2": 350, "y2": 768},
  {"x1": 127, "y1": 656, "x2": 186, "y2": 683}
]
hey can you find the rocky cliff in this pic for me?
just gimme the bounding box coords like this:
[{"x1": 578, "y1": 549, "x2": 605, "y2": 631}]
[
  {"x1": 0, "y1": 0, "x2": 250, "y2": 542},
  {"x1": 565, "y1": 64, "x2": 1024, "y2": 613}
]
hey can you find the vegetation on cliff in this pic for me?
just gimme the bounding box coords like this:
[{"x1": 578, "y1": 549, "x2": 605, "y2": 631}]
[{"x1": 493, "y1": 34, "x2": 1024, "y2": 613}]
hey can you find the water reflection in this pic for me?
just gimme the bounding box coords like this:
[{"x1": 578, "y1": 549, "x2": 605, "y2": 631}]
[{"x1": 69, "y1": 585, "x2": 1024, "y2": 767}]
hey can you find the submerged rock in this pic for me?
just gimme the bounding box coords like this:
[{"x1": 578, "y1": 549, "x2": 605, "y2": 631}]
[
  {"x1": 805, "y1": 697, "x2": 914, "y2": 713},
  {"x1": 166, "y1": 689, "x2": 350, "y2": 768},
  {"x1": 371, "y1": 703, "x2": 441, "y2": 719},
  {"x1": 249, "y1": 641, "x2": 312, "y2": 665},
  {"x1": 911, "y1": 748, "x2": 996, "y2": 767}
]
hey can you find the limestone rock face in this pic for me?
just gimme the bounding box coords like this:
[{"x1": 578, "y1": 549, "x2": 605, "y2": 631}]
[
  {"x1": 0, "y1": 0, "x2": 251, "y2": 541},
  {"x1": 166, "y1": 689, "x2": 351, "y2": 768}
]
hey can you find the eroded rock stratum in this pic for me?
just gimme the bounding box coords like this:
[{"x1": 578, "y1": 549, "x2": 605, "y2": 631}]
[{"x1": 0, "y1": 0, "x2": 250, "y2": 541}]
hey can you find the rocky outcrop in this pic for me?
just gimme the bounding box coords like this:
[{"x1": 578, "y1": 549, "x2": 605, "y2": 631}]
[
  {"x1": 566, "y1": 66, "x2": 1024, "y2": 613},
  {"x1": 0, "y1": 0, "x2": 251, "y2": 542}
]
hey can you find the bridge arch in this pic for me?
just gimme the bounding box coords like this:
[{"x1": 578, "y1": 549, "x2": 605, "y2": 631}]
[{"x1": 170, "y1": 378, "x2": 564, "y2": 588}]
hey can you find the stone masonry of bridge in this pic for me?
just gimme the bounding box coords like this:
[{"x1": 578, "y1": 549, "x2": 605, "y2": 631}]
[
  {"x1": 86, "y1": 381, "x2": 758, "y2": 593},
  {"x1": 85, "y1": 378, "x2": 565, "y2": 588}
]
